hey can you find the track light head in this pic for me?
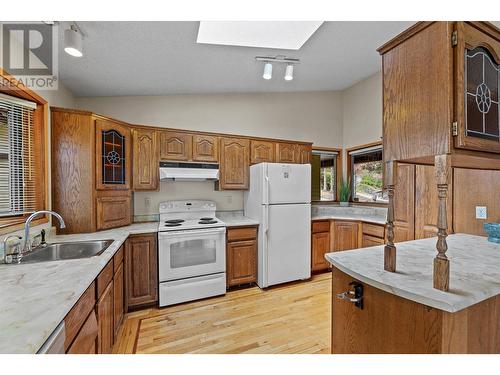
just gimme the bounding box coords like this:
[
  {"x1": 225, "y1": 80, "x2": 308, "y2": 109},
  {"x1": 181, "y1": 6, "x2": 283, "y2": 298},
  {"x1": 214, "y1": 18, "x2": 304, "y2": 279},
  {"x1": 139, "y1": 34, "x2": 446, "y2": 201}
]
[
  {"x1": 284, "y1": 64, "x2": 294, "y2": 81},
  {"x1": 263, "y1": 63, "x2": 273, "y2": 80},
  {"x1": 64, "y1": 24, "x2": 83, "y2": 57}
]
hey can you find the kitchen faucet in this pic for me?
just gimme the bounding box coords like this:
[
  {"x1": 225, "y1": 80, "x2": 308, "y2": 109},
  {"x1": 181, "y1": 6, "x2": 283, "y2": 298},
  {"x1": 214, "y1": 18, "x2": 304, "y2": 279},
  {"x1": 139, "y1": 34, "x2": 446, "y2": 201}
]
[{"x1": 23, "y1": 211, "x2": 66, "y2": 253}]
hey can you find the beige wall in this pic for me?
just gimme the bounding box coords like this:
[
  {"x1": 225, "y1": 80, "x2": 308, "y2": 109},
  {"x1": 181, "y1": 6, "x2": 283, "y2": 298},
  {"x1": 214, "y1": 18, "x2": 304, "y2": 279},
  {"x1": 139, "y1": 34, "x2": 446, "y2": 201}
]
[
  {"x1": 76, "y1": 91, "x2": 343, "y2": 148},
  {"x1": 76, "y1": 91, "x2": 344, "y2": 214}
]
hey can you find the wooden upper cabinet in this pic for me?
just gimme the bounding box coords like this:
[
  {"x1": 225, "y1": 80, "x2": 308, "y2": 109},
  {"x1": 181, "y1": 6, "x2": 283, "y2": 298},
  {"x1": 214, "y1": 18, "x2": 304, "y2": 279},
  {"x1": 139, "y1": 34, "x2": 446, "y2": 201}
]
[
  {"x1": 331, "y1": 221, "x2": 360, "y2": 252},
  {"x1": 297, "y1": 144, "x2": 312, "y2": 164},
  {"x1": 95, "y1": 119, "x2": 131, "y2": 190},
  {"x1": 160, "y1": 131, "x2": 192, "y2": 161},
  {"x1": 218, "y1": 137, "x2": 250, "y2": 190},
  {"x1": 275, "y1": 142, "x2": 297, "y2": 163},
  {"x1": 454, "y1": 22, "x2": 500, "y2": 154},
  {"x1": 132, "y1": 128, "x2": 159, "y2": 190},
  {"x1": 250, "y1": 140, "x2": 275, "y2": 164},
  {"x1": 193, "y1": 134, "x2": 219, "y2": 162}
]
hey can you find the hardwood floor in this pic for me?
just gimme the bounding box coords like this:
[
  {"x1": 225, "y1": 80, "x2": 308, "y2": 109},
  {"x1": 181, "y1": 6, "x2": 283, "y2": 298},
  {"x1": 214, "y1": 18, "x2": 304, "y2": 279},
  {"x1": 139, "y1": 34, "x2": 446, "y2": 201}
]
[{"x1": 113, "y1": 273, "x2": 331, "y2": 354}]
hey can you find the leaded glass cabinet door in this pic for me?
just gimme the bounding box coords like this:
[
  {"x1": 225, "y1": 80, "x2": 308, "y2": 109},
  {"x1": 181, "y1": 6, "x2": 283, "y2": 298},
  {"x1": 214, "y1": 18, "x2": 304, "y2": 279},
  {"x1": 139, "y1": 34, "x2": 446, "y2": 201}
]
[
  {"x1": 95, "y1": 119, "x2": 131, "y2": 190},
  {"x1": 455, "y1": 22, "x2": 500, "y2": 153}
]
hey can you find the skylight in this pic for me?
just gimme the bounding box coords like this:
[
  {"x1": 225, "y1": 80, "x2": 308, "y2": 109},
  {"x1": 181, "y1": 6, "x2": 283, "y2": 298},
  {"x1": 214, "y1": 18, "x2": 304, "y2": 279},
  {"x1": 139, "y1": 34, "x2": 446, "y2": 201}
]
[{"x1": 196, "y1": 21, "x2": 323, "y2": 50}]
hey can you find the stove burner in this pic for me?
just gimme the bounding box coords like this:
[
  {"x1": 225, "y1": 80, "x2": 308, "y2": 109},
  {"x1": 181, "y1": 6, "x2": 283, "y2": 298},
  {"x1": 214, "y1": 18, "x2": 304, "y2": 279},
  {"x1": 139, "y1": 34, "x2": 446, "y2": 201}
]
[
  {"x1": 198, "y1": 220, "x2": 218, "y2": 224},
  {"x1": 199, "y1": 217, "x2": 214, "y2": 221},
  {"x1": 164, "y1": 223, "x2": 182, "y2": 227},
  {"x1": 165, "y1": 219, "x2": 185, "y2": 224}
]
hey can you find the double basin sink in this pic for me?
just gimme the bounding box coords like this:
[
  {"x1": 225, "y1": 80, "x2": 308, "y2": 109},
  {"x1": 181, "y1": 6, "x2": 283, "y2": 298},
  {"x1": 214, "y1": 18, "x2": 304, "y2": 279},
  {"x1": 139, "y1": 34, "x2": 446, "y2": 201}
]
[{"x1": 18, "y1": 240, "x2": 113, "y2": 264}]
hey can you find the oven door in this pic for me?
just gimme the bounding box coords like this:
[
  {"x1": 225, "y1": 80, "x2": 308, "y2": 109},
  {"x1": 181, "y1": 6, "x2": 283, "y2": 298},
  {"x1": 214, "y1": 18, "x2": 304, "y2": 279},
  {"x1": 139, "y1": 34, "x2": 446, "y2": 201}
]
[{"x1": 158, "y1": 226, "x2": 226, "y2": 282}]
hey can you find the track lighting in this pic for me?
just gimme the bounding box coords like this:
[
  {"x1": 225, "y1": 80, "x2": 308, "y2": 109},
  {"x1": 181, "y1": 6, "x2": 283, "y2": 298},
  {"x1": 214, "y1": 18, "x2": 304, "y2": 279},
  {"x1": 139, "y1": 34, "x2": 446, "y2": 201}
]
[
  {"x1": 64, "y1": 24, "x2": 83, "y2": 57},
  {"x1": 263, "y1": 63, "x2": 273, "y2": 80},
  {"x1": 256, "y1": 56, "x2": 300, "y2": 81},
  {"x1": 284, "y1": 64, "x2": 294, "y2": 81}
]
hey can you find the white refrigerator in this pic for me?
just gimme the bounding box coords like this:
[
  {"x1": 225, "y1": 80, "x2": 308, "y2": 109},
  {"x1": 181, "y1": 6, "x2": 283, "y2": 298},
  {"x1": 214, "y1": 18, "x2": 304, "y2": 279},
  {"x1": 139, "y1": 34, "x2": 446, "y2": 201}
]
[{"x1": 244, "y1": 163, "x2": 311, "y2": 288}]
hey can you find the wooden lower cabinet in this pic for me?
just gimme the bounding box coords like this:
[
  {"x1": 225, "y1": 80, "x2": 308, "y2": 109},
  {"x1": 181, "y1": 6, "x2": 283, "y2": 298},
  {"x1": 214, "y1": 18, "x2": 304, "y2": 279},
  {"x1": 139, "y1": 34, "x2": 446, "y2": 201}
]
[
  {"x1": 226, "y1": 226, "x2": 258, "y2": 287},
  {"x1": 67, "y1": 310, "x2": 98, "y2": 354},
  {"x1": 362, "y1": 234, "x2": 385, "y2": 247},
  {"x1": 125, "y1": 234, "x2": 158, "y2": 309},
  {"x1": 331, "y1": 221, "x2": 360, "y2": 251},
  {"x1": 96, "y1": 280, "x2": 114, "y2": 354},
  {"x1": 311, "y1": 221, "x2": 331, "y2": 272},
  {"x1": 113, "y1": 262, "x2": 124, "y2": 338}
]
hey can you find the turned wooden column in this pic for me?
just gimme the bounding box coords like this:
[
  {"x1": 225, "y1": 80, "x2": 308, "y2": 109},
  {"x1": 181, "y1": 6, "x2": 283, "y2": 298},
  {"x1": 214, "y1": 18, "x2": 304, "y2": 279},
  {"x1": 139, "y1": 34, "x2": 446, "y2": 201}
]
[
  {"x1": 434, "y1": 154, "x2": 451, "y2": 291},
  {"x1": 384, "y1": 161, "x2": 397, "y2": 272}
]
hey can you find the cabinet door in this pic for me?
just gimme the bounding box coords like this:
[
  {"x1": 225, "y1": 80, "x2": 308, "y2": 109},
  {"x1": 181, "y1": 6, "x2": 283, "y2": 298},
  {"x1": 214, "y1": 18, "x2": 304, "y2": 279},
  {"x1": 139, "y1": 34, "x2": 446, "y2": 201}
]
[
  {"x1": 160, "y1": 131, "x2": 192, "y2": 161},
  {"x1": 96, "y1": 192, "x2": 131, "y2": 230},
  {"x1": 275, "y1": 142, "x2": 297, "y2": 163},
  {"x1": 296, "y1": 144, "x2": 312, "y2": 164},
  {"x1": 218, "y1": 137, "x2": 250, "y2": 190},
  {"x1": 332, "y1": 221, "x2": 359, "y2": 251},
  {"x1": 311, "y1": 231, "x2": 330, "y2": 272},
  {"x1": 250, "y1": 140, "x2": 275, "y2": 164},
  {"x1": 394, "y1": 163, "x2": 415, "y2": 242},
  {"x1": 67, "y1": 310, "x2": 98, "y2": 354},
  {"x1": 125, "y1": 234, "x2": 158, "y2": 309},
  {"x1": 95, "y1": 119, "x2": 131, "y2": 190},
  {"x1": 362, "y1": 234, "x2": 385, "y2": 247},
  {"x1": 455, "y1": 22, "x2": 500, "y2": 153},
  {"x1": 96, "y1": 280, "x2": 114, "y2": 354},
  {"x1": 113, "y1": 262, "x2": 124, "y2": 338},
  {"x1": 193, "y1": 134, "x2": 219, "y2": 162},
  {"x1": 132, "y1": 128, "x2": 159, "y2": 190},
  {"x1": 226, "y1": 239, "x2": 257, "y2": 286}
]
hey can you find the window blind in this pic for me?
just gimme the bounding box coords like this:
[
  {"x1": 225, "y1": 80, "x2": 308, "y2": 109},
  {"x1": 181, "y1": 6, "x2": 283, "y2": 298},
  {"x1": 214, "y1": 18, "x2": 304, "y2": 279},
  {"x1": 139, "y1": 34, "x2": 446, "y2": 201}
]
[{"x1": 0, "y1": 94, "x2": 37, "y2": 217}]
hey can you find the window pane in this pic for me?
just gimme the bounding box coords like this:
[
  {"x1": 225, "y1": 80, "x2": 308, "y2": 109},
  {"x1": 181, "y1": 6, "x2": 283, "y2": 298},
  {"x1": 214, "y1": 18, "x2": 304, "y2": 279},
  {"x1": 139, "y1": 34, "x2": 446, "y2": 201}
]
[
  {"x1": 351, "y1": 149, "x2": 385, "y2": 203},
  {"x1": 311, "y1": 151, "x2": 337, "y2": 201}
]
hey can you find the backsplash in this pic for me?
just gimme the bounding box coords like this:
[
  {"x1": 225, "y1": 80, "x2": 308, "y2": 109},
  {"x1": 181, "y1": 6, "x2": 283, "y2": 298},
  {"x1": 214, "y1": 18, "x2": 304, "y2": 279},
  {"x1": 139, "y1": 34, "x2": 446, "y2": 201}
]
[{"x1": 312, "y1": 204, "x2": 387, "y2": 220}]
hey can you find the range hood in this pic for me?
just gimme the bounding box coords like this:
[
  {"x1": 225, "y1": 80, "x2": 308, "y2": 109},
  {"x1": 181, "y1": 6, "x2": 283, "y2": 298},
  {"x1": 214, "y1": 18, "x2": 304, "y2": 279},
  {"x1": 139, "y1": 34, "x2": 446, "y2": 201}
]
[{"x1": 159, "y1": 162, "x2": 219, "y2": 181}]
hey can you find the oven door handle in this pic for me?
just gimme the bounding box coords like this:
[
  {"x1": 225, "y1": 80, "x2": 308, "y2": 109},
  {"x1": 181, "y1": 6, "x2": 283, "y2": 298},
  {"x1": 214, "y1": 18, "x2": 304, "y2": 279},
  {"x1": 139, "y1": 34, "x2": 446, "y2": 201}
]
[{"x1": 158, "y1": 227, "x2": 226, "y2": 238}]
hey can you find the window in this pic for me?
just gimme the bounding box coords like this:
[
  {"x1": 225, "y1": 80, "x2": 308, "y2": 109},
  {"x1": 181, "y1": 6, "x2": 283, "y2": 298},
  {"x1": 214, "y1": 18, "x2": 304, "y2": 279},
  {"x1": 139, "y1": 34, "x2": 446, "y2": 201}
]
[
  {"x1": 311, "y1": 149, "x2": 339, "y2": 201},
  {"x1": 0, "y1": 94, "x2": 38, "y2": 217},
  {"x1": 349, "y1": 145, "x2": 387, "y2": 203}
]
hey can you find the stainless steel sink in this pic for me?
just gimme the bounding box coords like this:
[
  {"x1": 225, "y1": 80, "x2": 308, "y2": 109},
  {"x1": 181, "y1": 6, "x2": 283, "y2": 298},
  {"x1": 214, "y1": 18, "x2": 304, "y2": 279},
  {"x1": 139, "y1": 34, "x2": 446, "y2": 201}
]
[{"x1": 19, "y1": 240, "x2": 113, "y2": 264}]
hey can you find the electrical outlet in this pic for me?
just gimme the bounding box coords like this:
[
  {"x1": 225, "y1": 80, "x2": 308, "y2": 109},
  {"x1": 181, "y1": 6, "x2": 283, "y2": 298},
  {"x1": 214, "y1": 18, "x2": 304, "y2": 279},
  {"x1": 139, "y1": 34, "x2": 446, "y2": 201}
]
[
  {"x1": 145, "y1": 197, "x2": 152, "y2": 209},
  {"x1": 476, "y1": 206, "x2": 487, "y2": 220}
]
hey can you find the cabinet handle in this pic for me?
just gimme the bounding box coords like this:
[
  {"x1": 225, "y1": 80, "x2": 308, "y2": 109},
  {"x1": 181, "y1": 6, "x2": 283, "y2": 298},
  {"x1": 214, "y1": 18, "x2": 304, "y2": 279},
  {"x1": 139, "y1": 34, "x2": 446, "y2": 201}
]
[{"x1": 336, "y1": 281, "x2": 364, "y2": 309}]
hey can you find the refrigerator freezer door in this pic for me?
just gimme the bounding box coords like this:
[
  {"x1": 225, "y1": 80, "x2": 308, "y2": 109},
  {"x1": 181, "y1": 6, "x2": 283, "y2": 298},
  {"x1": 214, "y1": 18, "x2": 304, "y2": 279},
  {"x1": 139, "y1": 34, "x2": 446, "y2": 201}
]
[
  {"x1": 267, "y1": 163, "x2": 311, "y2": 204},
  {"x1": 265, "y1": 203, "x2": 311, "y2": 287}
]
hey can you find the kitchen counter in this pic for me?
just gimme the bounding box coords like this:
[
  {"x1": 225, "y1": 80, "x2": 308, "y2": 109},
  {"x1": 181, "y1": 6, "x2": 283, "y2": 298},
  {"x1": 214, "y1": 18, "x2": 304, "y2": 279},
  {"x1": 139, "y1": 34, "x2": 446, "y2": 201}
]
[
  {"x1": 0, "y1": 222, "x2": 157, "y2": 354},
  {"x1": 217, "y1": 211, "x2": 260, "y2": 227},
  {"x1": 311, "y1": 205, "x2": 387, "y2": 225},
  {"x1": 326, "y1": 233, "x2": 500, "y2": 313}
]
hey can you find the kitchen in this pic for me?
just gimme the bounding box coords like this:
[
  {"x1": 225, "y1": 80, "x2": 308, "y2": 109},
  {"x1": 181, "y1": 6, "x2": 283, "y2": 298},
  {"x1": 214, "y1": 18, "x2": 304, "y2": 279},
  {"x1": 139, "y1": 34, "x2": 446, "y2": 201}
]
[{"x1": 1, "y1": 3, "x2": 500, "y2": 371}]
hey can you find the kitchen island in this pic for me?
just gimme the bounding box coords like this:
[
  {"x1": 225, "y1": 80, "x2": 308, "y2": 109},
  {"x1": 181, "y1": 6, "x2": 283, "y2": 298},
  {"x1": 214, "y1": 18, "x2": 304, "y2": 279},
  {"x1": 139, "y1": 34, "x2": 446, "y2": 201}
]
[{"x1": 326, "y1": 234, "x2": 500, "y2": 353}]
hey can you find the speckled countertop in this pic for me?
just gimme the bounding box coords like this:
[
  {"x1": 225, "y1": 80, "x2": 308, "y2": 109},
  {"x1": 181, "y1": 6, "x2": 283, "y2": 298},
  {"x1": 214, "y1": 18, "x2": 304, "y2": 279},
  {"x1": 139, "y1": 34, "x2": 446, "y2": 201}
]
[
  {"x1": 217, "y1": 211, "x2": 259, "y2": 227},
  {"x1": 326, "y1": 234, "x2": 500, "y2": 313},
  {"x1": 0, "y1": 222, "x2": 157, "y2": 354},
  {"x1": 311, "y1": 205, "x2": 387, "y2": 225}
]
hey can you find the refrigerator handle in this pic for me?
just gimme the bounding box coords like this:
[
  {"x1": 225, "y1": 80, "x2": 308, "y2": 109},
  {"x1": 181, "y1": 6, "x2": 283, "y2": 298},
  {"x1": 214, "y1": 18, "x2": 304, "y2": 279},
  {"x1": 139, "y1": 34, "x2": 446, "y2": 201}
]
[
  {"x1": 264, "y1": 204, "x2": 269, "y2": 235},
  {"x1": 264, "y1": 175, "x2": 270, "y2": 205}
]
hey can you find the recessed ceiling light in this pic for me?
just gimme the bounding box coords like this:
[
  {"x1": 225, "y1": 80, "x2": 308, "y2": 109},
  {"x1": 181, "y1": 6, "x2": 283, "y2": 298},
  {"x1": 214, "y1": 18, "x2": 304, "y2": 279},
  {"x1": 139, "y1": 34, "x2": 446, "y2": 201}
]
[{"x1": 197, "y1": 21, "x2": 323, "y2": 50}]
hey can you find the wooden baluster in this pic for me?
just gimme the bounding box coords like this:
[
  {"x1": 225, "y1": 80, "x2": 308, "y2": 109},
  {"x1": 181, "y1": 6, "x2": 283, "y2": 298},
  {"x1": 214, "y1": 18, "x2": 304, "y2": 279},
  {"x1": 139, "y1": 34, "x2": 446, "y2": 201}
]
[
  {"x1": 384, "y1": 161, "x2": 397, "y2": 272},
  {"x1": 434, "y1": 154, "x2": 451, "y2": 291}
]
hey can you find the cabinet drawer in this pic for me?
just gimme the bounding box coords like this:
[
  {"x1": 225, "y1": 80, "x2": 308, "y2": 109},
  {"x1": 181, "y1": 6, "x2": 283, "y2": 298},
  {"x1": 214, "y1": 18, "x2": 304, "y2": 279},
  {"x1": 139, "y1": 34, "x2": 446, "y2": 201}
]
[
  {"x1": 227, "y1": 226, "x2": 258, "y2": 242},
  {"x1": 97, "y1": 260, "x2": 114, "y2": 300},
  {"x1": 113, "y1": 245, "x2": 124, "y2": 273},
  {"x1": 96, "y1": 193, "x2": 131, "y2": 230},
  {"x1": 312, "y1": 220, "x2": 330, "y2": 233},
  {"x1": 64, "y1": 281, "x2": 96, "y2": 350},
  {"x1": 362, "y1": 223, "x2": 385, "y2": 238},
  {"x1": 362, "y1": 234, "x2": 385, "y2": 247},
  {"x1": 66, "y1": 310, "x2": 98, "y2": 354}
]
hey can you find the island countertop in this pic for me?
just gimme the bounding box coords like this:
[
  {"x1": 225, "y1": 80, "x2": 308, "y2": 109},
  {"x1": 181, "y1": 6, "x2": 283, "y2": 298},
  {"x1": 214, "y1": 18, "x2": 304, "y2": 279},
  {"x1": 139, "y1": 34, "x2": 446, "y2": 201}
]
[{"x1": 325, "y1": 234, "x2": 500, "y2": 313}]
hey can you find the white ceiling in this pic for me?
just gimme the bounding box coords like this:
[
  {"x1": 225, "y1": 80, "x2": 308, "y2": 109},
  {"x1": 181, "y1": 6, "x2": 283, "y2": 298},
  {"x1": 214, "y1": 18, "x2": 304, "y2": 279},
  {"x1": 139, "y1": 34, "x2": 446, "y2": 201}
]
[{"x1": 58, "y1": 21, "x2": 415, "y2": 97}]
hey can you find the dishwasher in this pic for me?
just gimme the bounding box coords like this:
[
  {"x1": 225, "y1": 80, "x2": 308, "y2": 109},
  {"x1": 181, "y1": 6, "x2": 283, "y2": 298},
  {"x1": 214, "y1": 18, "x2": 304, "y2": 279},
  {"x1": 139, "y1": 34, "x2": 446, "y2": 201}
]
[{"x1": 37, "y1": 321, "x2": 66, "y2": 354}]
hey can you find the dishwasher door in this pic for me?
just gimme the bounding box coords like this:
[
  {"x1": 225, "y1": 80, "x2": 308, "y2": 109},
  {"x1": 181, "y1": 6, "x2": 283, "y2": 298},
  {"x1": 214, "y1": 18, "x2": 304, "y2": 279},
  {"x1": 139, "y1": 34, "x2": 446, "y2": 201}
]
[{"x1": 37, "y1": 321, "x2": 65, "y2": 354}]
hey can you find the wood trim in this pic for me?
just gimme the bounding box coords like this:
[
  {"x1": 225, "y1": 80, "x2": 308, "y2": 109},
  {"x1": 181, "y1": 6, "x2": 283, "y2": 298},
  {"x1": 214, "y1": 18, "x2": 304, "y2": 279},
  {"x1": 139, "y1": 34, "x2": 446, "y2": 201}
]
[
  {"x1": 312, "y1": 147, "x2": 343, "y2": 202},
  {"x1": 0, "y1": 69, "x2": 49, "y2": 232},
  {"x1": 345, "y1": 140, "x2": 383, "y2": 154},
  {"x1": 377, "y1": 22, "x2": 435, "y2": 55}
]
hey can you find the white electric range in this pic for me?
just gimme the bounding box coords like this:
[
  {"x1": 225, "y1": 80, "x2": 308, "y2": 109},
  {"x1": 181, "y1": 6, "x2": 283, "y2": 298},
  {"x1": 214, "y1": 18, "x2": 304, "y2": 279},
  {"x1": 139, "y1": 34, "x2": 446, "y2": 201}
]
[{"x1": 157, "y1": 200, "x2": 227, "y2": 307}]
